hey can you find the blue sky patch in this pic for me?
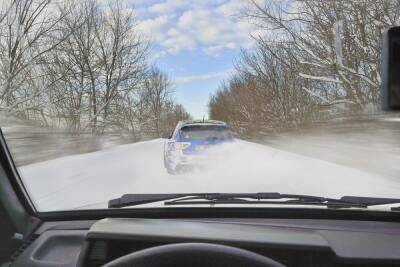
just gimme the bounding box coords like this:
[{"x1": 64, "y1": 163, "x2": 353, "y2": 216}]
[{"x1": 132, "y1": 0, "x2": 257, "y2": 118}]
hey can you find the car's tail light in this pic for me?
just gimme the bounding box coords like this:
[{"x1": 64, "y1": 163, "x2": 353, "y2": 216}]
[{"x1": 174, "y1": 142, "x2": 191, "y2": 150}]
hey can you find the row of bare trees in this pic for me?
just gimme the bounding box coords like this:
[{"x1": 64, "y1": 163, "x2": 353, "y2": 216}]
[
  {"x1": 0, "y1": 0, "x2": 190, "y2": 138},
  {"x1": 209, "y1": 0, "x2": 400, "y2": 137}
]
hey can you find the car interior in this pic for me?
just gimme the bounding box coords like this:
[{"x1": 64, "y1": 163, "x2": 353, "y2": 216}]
[
  {"x1": 2, "y1": 5, "x2": 400, "y2": 267},
  {"x1": 2, "y1": 184, "x2": 400, "y2": 267}
]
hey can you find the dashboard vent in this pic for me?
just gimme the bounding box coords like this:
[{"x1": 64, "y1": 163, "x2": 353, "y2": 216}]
[
  {"x1": 86, "y1": 240, "x2": 108, "y2": 267},
  {"x1": 8, "y1": 234, "x2": 38, "y2": 263}
]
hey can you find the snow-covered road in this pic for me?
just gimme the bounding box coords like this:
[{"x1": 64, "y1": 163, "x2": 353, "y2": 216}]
[{"x1": 19, "y1": 139, "x2": 400, "y2": 211}]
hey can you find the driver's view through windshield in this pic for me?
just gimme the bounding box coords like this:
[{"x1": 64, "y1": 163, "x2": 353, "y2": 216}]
[{"x1": 1, "y1": 0, "x2": 400, "y2": 212}]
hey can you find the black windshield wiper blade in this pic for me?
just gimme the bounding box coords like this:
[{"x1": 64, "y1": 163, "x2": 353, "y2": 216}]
[
  {"x1": 108, "y1": 193, "x2": 280, "y2": 208},
  {"x1": 109, "y1": 193, "x2": 391, "y2": 209},
  {"x1": 108, "y1": 193, "x2": 296, "y2": 208},
  {"x1": 163, "y1": 193, "x2": 368, "y2": 209},
  {"x1": 109, "y1": 194, "x2": 187, "y2": 208},
  {"x1": 165, "y1": 194, "x2": 400, "y2": 210},
  {"x1": 340, "y1": 196, "x2": 400, "y2": 205},
  {"x1": 164, "y1": 192, "x2": 367, "y2": 208},
  {"x1": 108, "y1": 193, "x2": 260, "y2": 208},
  {"x1": 340, "y1": 196, "x2": 400, "y2": 211}
]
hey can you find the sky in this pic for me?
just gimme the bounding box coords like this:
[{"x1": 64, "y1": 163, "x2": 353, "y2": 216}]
[{"x1": 131, "y1": 0, "x2": 259, "y2": 118}]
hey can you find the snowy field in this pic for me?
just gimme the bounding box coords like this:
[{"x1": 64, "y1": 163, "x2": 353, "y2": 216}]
[{"x1": 19, "y1": 139, "x2": 400, "y2": 211}]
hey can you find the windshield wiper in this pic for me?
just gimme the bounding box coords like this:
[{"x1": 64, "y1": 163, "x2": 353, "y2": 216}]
[
  {"x1": 163, "y1": 193, "x2": 369, "y2": 208},
  {"x1": 164, "y1": 194, "x2": 400, "y2": 211},
  {"x1": 340, "y1": 196, "x2": 400, "y2": 211},
  {"x1": 108, "y1": 193, "x2": 374, "y2": 209},
  {"x1": 109, "y1": 193, "x2": 186, "y2": 208}
]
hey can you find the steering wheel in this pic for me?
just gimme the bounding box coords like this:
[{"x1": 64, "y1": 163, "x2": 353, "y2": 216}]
[{"x1": 103, "y1": 242, "x2": 285, "y2": 267}]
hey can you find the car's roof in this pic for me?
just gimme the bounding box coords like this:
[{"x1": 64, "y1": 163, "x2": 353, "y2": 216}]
[{"x1": 178, "y1": 120, "x2": 227, "y2": 128}]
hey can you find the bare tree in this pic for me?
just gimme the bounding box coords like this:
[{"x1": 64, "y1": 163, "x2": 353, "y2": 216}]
[
  {"x1": 0, "y1": 0, "x2": 68, "y2": 116},
  {"x1": 93, "y1": 1, "x2": 148, "y2": 133},
  {"x1": 243, "y1": 0, "x2": 400, "y2": 110},
  {"x1": 0, "y1": 0, "x2": 190, "y2": 140},
  {"x1": 210, "y1": 0, "x2": 400, "y2": 137},
  {"x1": 142, "y1": 67, "x2": 174, "y2": 136},
  {"x1": 210, "y1": 44, "x2": 314, "y2": 137},
  {"x1": 43, "y1": 0, "x2": 150, "y2": 134}
]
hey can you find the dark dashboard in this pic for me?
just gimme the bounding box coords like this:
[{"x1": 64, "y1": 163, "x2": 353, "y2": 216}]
[{"x1": 10, "y1": 218, "x2": 400, "y2": 267}]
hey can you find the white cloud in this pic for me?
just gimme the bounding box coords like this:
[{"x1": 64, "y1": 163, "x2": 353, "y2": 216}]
[
  {"x1": 137, "y1": 15, "x2": 169, "y2": 41},
  {"x1": 203, "y1": 43, "x2": 236, "y2": 56},
  {"x1": 135, "y1": 0, "x2": 257, "y2": 57},
  {"x1": 148, "y1": 0, "x2": 188, "y2": 14},
  {"x1": 175, "y1": 71, "x2": 230, "y2": 84},
  {"x1": 151, "y1": 50, "x2": 168, "y2": 60}
]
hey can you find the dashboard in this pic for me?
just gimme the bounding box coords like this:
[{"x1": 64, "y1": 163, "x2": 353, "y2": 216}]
[{"x1": 10, "y1": 218, "x2": 400, "y2": 266}]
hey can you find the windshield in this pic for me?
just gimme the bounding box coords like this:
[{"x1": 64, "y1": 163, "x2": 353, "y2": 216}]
[
  {"x1": 180, "y1": 125, "x2": 232, "y2": 141},
  {"x1": 1, "y1": 0, "x2": 400, "y2": 212}
]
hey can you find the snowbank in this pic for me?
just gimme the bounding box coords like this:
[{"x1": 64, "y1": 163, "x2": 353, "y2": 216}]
[{"x1": 19, "y1": 139, "x2": 400, "y2": 211}]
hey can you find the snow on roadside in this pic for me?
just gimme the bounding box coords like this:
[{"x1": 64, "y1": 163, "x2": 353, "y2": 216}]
[{"x1": 19, "y1": 139, "x2": 400, "y2": 211}]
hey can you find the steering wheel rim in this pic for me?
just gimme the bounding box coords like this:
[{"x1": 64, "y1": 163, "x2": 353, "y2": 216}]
[{"x1": 103, "y1": 242, "x2": 285, "y2": 267}]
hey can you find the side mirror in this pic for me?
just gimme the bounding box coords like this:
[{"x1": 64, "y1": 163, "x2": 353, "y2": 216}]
[
  {"x1": 161, "y1": 132, "x2": 172, "y2": 139},
  {"x1": 381, "y1": 26, "x2": 400, "y2": 110}
]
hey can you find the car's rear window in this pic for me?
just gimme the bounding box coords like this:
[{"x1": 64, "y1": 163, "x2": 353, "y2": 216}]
[{"x1": 180, "y1": 125, "x2": 232, "y2": 141}]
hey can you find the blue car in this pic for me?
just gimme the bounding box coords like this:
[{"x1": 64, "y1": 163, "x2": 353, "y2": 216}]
[{"x1": 163, "y1": 120, "x2": 233, "y2": 174}]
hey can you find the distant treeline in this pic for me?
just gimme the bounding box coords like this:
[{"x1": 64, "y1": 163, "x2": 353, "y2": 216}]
[
  {"x1": 209, "y1": 0, "x2": 398, "y2": 137},
  {"x1": 0, "y1": 0, "x2": 190, "y2": 139}
]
